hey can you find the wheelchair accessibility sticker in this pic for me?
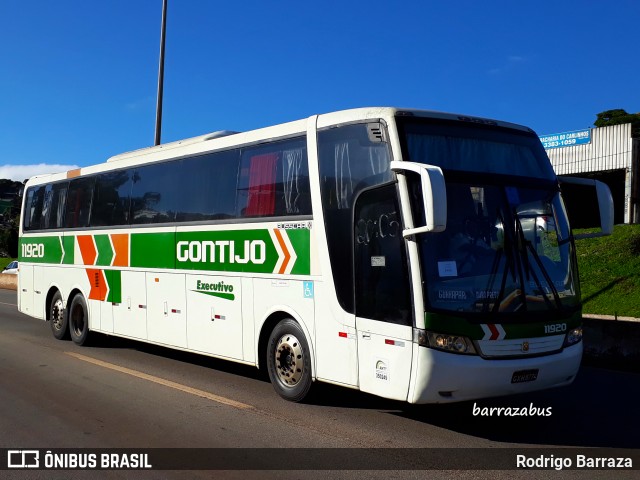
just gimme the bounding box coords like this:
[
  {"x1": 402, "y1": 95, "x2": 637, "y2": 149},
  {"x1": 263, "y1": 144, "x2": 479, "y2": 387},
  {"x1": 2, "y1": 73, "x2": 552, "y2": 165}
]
[{"x1": 303, "y1": 281, "x2": 314, "y2": 299}]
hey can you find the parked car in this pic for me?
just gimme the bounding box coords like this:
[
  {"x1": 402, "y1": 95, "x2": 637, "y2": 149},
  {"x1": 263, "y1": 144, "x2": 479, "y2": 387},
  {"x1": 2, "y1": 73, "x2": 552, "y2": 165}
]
[{"x1": 2, "y1": 261, "x2": 18, "y2": 274}]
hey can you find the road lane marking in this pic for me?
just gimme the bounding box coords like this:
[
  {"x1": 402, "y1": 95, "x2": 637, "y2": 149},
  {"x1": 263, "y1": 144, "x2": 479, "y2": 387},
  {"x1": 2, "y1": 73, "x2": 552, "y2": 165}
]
[
  {"x1": 65, "y1": 351, "x2": 254, "y2": 410},
  {"x1": 0, "y1": 301, "x2": 17, "y2": 307}
]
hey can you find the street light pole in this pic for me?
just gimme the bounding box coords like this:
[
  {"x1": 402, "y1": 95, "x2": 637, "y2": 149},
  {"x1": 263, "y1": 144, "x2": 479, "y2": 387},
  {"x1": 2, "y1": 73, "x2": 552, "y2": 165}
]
[{"x1": 154, "y1": 0, "x2": 168, "y2": 146}]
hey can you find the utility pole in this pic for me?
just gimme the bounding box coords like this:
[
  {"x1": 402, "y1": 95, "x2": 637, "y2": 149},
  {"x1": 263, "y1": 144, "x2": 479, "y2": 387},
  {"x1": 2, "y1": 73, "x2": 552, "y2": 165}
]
[{"x1": 154, "y1": 0, "x2": 168, "y2": 146}]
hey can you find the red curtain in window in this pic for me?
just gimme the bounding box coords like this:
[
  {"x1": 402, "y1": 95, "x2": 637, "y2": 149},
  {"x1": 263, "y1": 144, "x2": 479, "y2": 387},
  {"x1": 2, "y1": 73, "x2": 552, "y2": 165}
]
[{"x1": 245, "y1": 153, "x2": 278, "y2": 216}]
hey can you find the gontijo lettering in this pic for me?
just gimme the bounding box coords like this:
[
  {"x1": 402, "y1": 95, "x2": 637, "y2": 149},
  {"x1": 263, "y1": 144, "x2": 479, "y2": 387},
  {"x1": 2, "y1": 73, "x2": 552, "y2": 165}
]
[{"x1": 177, "y1": 240, "x2": 266, "y2": 264}]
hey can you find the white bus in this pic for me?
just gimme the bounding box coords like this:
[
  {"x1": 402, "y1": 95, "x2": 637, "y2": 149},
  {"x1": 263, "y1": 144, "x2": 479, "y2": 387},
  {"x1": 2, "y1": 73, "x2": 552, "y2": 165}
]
[{"x1": 18, "y1": 107, "x2": 613, "y2": 404}]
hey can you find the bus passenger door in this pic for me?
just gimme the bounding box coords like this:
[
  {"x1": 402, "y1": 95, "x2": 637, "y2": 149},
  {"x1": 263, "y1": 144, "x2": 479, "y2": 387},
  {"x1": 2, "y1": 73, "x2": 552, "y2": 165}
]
[{"x1": 354, "y1": 185, "x2": 414, "y2": 400}]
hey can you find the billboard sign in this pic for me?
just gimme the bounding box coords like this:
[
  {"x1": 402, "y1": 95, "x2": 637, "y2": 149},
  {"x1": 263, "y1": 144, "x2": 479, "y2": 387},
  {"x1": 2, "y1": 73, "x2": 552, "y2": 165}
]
[{"x1": 539, "y1": 129, "x2": 591, "y2": 149}]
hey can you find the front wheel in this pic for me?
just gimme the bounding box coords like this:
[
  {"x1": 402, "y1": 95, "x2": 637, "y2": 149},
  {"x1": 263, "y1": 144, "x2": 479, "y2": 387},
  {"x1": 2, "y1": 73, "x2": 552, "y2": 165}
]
[
  {"x1": 69, "y1": 294, "x2": 91, "y2": 346},
  {"x1": 266, "y1": 319, "x2": 313, "y2": 402}
]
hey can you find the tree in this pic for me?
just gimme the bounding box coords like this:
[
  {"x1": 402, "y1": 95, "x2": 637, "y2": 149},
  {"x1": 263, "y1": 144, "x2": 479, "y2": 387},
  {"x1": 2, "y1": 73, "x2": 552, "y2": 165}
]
[
  {"x1": 0, "y1": 179, "x2": 23, "y2": 257},
  {"x1": 594, "y1": 109, "x2": 640, "y2": 137}
]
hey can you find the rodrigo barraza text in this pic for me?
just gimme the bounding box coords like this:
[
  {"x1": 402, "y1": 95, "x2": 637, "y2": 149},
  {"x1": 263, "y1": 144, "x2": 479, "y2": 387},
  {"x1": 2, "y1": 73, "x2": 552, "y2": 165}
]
[{"x1": 516, "y1": 454, "x2": 632, "y2": 470}]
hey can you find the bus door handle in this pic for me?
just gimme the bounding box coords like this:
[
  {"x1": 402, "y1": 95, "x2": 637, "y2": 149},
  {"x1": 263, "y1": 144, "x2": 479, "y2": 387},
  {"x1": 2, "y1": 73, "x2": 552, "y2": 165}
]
[{"x1": 361, "y1": 332, "x2": 371, "y2": 340}]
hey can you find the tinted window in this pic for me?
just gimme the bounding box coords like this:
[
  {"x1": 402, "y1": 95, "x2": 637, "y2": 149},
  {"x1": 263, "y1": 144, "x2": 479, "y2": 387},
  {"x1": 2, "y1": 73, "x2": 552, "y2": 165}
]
[
  {"x1": 65, "y1": 177, "x2": 95, "y2": 228},
  {"x1": 23, "y1": 185, "x2": 46, "y2": 231},
  {"x1": 177, "y1": 150, "x2": 240, "y2": 222},
  {"x1": 131, "y1": 162, "x2": 183, "y2": 224},
  {"x1": 91, "y1": 170, "x2": 132, "y2": 227},
  {"x1": 399, "y1": 119, "x2": 556, "y2": 180},
  {"x1": 318, "y1": 123, "x2": 393, "y2": 313},
  {"x1": 237, "y1": 138, "x2": 311, "y2": 218},
  {"x1": 43, "y1": 182, "x2": 68, "y2": 229},
  {"x1": 131, "y1": 150, "x2": 242, "y2": 224}
]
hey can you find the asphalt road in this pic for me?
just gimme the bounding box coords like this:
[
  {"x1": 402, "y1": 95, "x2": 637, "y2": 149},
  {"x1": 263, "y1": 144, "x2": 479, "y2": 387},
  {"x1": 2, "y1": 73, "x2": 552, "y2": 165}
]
[{"x1": 0, "y1": 289, "x2": 638, "y2": 479}]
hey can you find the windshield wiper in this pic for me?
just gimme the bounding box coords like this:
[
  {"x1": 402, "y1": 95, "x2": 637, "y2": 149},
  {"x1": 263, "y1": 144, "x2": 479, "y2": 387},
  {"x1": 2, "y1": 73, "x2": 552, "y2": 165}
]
[
  {"x1": 513, "y1": 214, "x2": 563, "y2": 309},
  {"x1": 484, "y1": 209, "x2": 518, "y2": 313}
]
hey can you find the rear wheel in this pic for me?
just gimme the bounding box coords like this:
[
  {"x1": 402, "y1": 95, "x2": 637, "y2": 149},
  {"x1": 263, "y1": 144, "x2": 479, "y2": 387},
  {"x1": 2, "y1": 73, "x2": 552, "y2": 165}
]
[
  {"x1": 69, "y1": 294, "x2": 91, "y2": 346},
  {"x1": 267, "y1": 319, "x2": 313, "y2": 402},
  {"x1": 49, "y1": 290, "x2": 68, "y2": 340}
]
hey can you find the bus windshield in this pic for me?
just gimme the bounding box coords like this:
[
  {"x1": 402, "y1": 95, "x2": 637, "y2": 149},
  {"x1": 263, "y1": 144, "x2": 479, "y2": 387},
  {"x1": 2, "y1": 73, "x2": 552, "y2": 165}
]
[
  {"x1": 398, "y1": 119, "x2": 579, "y2": 318},
  {"x1": 418, "y1": 180, "x2": 579, "y2": 316}
]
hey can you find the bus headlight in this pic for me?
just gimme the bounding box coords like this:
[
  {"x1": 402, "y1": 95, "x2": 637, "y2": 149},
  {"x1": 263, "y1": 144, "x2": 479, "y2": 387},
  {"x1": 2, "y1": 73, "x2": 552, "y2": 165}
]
[
  {"x1": 414, "y1": 329, "x2": 477, "y2": 355},
  {"x1": 564, "y1": 327, "x2": 583, "y2": 346}
]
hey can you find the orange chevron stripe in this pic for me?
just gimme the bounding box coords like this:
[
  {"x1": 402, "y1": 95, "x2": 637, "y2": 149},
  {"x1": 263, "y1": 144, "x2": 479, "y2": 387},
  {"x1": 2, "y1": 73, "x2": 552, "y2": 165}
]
[
  {"x1": 77, "y1": 235, "x2": 97, "y2": 265},
  {"x1": 273, "y1": 229, "x2": 291, "y2": 274},
  {"x1": 86, "y1": 269, "x2": 107, "y2": 301},
  {"x1": 111, "y1": 233, "x2": 129, "y2": 267}
]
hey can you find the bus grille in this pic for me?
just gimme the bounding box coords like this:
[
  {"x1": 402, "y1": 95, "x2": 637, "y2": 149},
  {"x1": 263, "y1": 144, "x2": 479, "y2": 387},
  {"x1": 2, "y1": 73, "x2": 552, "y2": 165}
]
[{"x1": 476, "y1": 334, "x2": 565, "y2": 358}]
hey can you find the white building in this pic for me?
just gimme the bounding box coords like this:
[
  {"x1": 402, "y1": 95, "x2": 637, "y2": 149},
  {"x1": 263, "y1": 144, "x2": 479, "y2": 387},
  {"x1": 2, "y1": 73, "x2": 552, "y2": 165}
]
[{"x1": 543, "y1": 123, "x2": 639, "y2": 224}]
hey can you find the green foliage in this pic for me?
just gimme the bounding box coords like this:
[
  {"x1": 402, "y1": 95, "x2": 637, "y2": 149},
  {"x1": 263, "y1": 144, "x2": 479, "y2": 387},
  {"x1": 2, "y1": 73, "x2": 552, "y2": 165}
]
[
  {"x1": 0, "y1": 178, "x2": 22, "y2": 257},
  {"x1": 0, "y1": 216, "x2": 19, "y2": 257},
  {"x1": 576, "y1": 224, "x2": 640, "y2": 318},
  {"x1": 0, "y1": 258, "x2": 15, "y2": 270},
  {"x1": 594, "y1": 109, "x2": 640, "y2": 137}
]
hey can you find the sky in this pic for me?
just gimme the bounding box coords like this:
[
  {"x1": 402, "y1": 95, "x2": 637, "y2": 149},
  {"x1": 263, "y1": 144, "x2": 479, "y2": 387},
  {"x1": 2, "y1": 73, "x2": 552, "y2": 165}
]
[{"x1": 1, "y1": 0, "x2": 639, "y2": 181}]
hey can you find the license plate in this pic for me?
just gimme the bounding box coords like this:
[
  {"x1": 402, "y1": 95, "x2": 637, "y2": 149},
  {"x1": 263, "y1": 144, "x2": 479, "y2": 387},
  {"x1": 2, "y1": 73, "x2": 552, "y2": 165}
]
[{"x1": 511, "y1": 369, "x2": 539, "y2": 384}]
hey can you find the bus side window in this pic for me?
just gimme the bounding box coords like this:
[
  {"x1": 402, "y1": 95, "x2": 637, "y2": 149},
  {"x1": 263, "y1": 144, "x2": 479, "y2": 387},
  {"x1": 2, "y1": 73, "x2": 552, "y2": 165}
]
[
  {"x1": 65, "y1": 177, "x2": 96, "y2": 228},
  {"x1": 180, "y1": 150, "x2": 239, "y2": 221},
  {"x1": 91, "y1": 171, "x2": 132, "y2": 227},
  {"x1": 236, "y1": 137, "x2": 310, "y2": 218},
  {"x1": 42, "y1": 182, "x2": 69, "y2": 229}
]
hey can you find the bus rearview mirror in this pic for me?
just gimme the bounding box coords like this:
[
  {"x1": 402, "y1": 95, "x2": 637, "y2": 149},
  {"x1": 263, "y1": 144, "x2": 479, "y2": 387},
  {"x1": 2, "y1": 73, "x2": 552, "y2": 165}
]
[
  {"x1": 390, "y1": 161, "x2": 447, "y2": 237},
  {"x1": 558, "y1": 176, "x2": 614, "y2": 239}
]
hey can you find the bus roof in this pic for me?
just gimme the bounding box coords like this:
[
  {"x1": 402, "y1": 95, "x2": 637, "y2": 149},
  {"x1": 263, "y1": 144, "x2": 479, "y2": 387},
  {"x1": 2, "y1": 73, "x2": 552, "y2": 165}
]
[{"x1": 26, "y1": 107, "x2": 536, "y2": 186}]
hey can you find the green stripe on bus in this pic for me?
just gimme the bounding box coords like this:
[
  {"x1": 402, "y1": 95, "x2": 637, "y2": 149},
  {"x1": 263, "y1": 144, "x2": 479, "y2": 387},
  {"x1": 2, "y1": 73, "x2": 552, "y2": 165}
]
[
  {"x1": 424, "y1": 311, "x2": 582, "y2": 340},
  {"x1": 287, "y1": 229, "x2": 311, "y2": 275},
  {"x1": 19, "y1": 236, "x2": 63, "y2": 264},
  {"x1": 95, "y1": 234, "x2": 114, "y2": 266},
  {"x1": 192, "y1": 290, "x2": 235, "y2": 301},
  {"x1": 105, "y1": 270, "x2": 122, "y2": 303},
  {"x1": 62, "y1": 235, "x2": 75, "y2": 264},
  {"x1": 174, "y1": 229, "x2": 277, "y2": 274},
  {"x1": 130, "y1": 232, "x2": 176, "y2": 269},
  {"x1": 21, "y1": 228, "x2": 312, "y2": 275}
]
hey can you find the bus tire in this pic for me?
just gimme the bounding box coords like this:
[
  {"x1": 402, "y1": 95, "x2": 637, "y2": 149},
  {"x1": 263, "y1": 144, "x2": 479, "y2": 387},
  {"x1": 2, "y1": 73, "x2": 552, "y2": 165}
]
[
  {"x1": 69, "y1": 294, "x2": 91, "y2": 346},
  {"x1": 267, "y1": 318, "x2": 313, "y2": 402},
  {"x1": 49, "y1": 290, "x2": 68, "y2": 340}
]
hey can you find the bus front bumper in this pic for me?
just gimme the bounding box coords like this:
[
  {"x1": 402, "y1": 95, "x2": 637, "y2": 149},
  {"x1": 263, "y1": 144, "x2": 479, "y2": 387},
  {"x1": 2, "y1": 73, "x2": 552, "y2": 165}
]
[{"x1": 409, "y1": 341, "x2": 582, "y2": 404}]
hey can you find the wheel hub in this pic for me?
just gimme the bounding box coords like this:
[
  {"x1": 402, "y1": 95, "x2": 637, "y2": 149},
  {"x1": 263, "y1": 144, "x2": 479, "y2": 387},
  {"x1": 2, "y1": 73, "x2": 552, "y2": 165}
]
[
  {"x1": 51, "y1": 299, "x2": 64, "y2": 330},
  {"x1": 275, "y1": 334, "x2": 304, "y2": 386}
]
